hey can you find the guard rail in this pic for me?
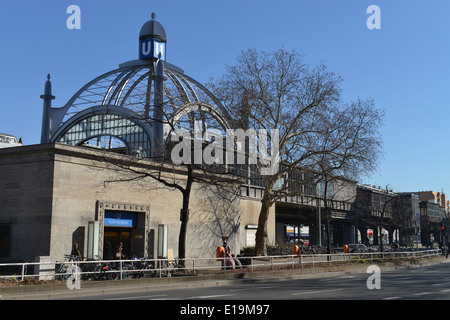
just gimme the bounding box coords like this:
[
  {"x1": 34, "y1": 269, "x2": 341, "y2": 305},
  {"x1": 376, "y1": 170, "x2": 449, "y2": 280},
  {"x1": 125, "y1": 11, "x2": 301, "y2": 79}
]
[{"x1": 0, "y1": 249, "x2": 442, "y2": 282}]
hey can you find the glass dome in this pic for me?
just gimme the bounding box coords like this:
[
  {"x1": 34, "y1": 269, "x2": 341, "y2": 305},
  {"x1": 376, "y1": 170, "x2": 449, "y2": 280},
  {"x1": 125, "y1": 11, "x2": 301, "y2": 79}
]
[{"x1": 50, "y1": 61, "x2": 231, "y2": 158}]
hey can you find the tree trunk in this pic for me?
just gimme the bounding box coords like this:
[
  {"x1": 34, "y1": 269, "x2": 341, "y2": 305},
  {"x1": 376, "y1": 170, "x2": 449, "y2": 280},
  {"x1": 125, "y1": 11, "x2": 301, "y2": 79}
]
[
  {"x1": 320, "y1": 181, "x2": 332, "y2": 255},
  {"x1": 255, "y1": 180, "x2": 275, "y2": 256},
  {"x1": 325, "y1": 211, "x2": 331, "y2": 255},
  {"x1": 178, "y1": 165, "x2": 193, "y2": 266},
  {"x1": 255, "y1": 198, "x2": 271, "y2": 256}
]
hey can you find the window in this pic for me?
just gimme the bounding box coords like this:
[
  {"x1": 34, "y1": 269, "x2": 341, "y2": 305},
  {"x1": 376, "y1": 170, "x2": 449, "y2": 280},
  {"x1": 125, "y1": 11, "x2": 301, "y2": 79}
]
[
  {"x1": 316, "y1": 181, "x2": 334, "y2": 199},
  {"x1": 59, "y1": 113, "x2": 150, "y2": 157}
]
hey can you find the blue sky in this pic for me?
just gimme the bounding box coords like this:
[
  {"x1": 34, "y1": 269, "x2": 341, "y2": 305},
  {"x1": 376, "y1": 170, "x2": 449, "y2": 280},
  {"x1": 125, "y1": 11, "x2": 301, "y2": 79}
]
[{"x1": 1, "y1": 0, "x2": 449, "y2": 194}]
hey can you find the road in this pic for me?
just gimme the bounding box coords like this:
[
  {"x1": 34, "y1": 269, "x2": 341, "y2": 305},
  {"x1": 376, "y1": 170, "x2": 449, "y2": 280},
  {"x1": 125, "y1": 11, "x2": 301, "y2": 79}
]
[{"x1": 62, "y1": 260, "x2": 450, "y2": 301}]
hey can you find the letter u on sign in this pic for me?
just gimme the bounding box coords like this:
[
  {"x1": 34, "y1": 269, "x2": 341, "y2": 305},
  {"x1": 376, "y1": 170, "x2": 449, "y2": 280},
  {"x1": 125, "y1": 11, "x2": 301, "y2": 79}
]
[
  {"x1": 140, "y1": 39, "x2": 166, "y2": 60},
  {"x1": 154, "y1": 41, "x2": 165, "y2": 59},
  {"x1": 142, "y1": 42, "x2": 151, "y2": 56},
  {"x1": 140, "y1": 39, "x2": 153, "y2": 59}
]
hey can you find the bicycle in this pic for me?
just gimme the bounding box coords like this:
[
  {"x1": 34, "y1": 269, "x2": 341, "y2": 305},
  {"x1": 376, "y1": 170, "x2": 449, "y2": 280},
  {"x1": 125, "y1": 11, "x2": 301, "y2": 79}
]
[
  {"x1": 91, "y1": 261, "x2": 119, "y2": 281},
  {"x1": 134, "y1": 258, "x2": 155, "y2": 278},
  {"x1": 166, "y1": 258, "x2": 187, "y2": 277},
  {"x1": 55, "y1": 255, "x2": 80, "y2": 280},
  {"x1": 119, "y1": 260, "x2": 137, "y2": 279}
]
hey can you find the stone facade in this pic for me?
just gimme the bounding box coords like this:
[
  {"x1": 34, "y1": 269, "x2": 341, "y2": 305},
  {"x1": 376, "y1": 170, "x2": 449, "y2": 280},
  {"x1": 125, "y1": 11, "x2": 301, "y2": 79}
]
[{"x1": 0, "y1": 143, "x2": 274, "y2": 262}]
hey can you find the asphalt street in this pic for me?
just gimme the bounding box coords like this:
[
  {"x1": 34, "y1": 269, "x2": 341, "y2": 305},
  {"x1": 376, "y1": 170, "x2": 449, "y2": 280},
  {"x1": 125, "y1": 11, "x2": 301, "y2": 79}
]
[{"x1": 62, "y1": 260, "x2": 450, "y2": 301}]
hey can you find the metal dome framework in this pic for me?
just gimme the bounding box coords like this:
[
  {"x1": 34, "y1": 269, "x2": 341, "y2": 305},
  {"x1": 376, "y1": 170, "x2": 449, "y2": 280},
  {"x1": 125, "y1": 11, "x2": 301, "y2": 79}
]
[{"x1": 48, "y1": 61, "x2": 232, "y2": 158}]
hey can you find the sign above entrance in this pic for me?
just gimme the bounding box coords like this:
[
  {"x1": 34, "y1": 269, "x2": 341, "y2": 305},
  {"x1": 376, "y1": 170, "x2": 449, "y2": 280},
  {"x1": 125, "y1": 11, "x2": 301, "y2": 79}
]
[{"x1": 104, "y1": 211, "x2": 137, "y2": 228}]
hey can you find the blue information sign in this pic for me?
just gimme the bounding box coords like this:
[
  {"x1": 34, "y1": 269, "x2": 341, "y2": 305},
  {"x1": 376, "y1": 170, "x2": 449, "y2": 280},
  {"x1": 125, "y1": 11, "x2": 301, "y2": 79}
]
[
  {"x1": 104, "y1": 211, "x2": 137, "y2": 228},
  {"x1": 140, "y1": 38, "x2": 166, "y2": 60}
]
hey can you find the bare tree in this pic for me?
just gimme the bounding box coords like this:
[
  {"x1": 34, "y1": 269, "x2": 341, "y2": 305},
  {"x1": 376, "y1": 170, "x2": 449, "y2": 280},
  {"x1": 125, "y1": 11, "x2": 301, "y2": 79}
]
[
  {"x1": 210, "y1": 48, "x2": 340, "y2": 255},
  {"x1": 100, "y1": 143, "x2": 242, "y2": 264},
  {"x1": 210, "y1": 48, "x2": 384, "y2": 256},
  {"x1": 390, "y1": 194, "x2": 414, "y2": 246},
  {"x1": 355, "y1": 185, "x2": 398, "y2": 250},
  {"x1": 313, "y1": 98, "x2": 384, "y2": 253}
]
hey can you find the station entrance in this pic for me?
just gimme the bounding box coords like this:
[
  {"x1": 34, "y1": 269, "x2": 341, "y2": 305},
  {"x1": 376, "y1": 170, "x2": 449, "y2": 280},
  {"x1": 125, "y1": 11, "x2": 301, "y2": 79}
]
[
  {"x1": 102, "y1": 210, "x2": 145, "y2": 259},
  {"x1": 104, "y1": 228, "x2": 131, "y2": 258}
]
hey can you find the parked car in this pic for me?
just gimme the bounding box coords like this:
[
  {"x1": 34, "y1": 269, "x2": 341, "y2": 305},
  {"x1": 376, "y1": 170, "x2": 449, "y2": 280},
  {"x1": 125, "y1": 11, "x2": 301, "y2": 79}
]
[{"x1": 347, "y1": 244, "x2": 368, "y2": 253}]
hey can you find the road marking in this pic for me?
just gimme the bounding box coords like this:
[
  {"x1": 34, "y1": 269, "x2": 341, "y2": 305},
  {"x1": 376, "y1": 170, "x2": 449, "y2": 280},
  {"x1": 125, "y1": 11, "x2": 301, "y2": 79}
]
[
  {"x1": 186, "y1": 294, "x2": 237, "y2": 299},
  {"x1": 230, "y1": 286, "x2": 275, "y2": 292},
  {"x1": 319, "y1": 277, "x2": 349, "y2": 282},
  {"x1": 292, "y1": 289, "x2": 343, "y2": 296},
  {"x1": 383, "y1": 297, "x2": 401, "y2": 300},
  {"x1": 441, "y1": 289, "x2": 450, "y2": 293},
  {"x1": 106, "y1": 294, "x2": 168, "y2": 300},
  {"x1": 413, "y1": 292, "x2": 432, "y2": 296}
]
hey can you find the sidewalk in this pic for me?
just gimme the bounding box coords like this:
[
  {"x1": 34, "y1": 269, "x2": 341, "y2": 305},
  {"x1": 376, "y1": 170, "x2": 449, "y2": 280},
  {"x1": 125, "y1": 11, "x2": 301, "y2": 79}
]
[{"x1": 1, "y1": 255, "x2": 446, "y2": 300}]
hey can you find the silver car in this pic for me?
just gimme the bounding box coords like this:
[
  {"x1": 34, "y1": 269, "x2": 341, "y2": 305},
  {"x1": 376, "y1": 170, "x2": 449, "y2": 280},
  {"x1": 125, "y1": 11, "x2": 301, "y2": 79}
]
[{"x1": 347, "y1": 244, "x2": 368, "y2": 253}]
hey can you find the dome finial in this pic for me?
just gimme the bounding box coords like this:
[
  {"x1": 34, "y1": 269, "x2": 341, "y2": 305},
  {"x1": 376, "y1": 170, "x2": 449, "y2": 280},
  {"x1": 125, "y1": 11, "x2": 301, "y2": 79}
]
[{"x1": 139, "y1": 12, "x2": 167, "y2": 42}]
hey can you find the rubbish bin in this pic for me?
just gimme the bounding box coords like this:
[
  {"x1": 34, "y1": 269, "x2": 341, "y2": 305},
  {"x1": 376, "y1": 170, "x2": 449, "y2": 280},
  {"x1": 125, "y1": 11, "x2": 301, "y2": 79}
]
[
  {"x1": 343, "y1": 244, "x2": 349, "y2": 254},
  {"x1": 293, "y1": 245, "x2": 300, "y2": 257}
]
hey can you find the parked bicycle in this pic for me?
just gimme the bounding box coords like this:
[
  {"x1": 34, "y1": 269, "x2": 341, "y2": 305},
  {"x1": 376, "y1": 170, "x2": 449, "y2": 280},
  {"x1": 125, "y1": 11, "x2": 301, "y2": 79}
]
[
  {"x1": 93, "y1": 262, "x2": 119, "y2": 281},
  {"x1": 133, "y1": 258, "x2": 155, "y2": 279},
  {"x1": 55, "y1": 255, "x2": 80, "y2": 280}
]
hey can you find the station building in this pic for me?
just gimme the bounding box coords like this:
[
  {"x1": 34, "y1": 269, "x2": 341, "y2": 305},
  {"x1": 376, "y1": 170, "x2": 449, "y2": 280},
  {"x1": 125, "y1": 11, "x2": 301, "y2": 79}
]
[
  {"x1": 0, "y1": 14, "x2": 276, "y2": 263},
  {"x1": 0, "y1": 143, "x2": 270, "y2": 262},
  {"x1": 0, "y1": 14, "x2": 372, "y2": 264}
]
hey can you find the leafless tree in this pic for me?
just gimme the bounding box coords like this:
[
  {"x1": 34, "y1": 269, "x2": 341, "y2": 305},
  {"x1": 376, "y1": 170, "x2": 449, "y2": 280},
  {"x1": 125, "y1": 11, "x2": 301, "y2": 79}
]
[
  {"x1": 313, "y1": 98, "x2": 384, "y2": 253},
  {"x1": 390, "y1": 194, "x2": 415, "y2": 246},
  {"x1": 209, "y1": 48, "x2": 384, "y2": 256},
  {"x1": 354, "y1": 185, "x2": 398, "y2": 250}
]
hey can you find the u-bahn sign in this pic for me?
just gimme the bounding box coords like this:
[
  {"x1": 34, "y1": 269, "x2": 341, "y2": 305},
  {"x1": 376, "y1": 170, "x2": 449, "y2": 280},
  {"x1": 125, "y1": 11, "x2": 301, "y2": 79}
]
[{"x1": 140, "y1": 38, "x2": 166, "y2": 60}]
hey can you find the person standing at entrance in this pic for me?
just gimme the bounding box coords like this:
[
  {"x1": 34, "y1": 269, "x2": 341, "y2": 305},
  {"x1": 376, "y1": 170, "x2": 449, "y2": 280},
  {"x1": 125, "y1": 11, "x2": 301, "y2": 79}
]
[
  {"x1": 116, "y1": 242, "x2": 124, "y2": 259},
  {"x1": 71, "y1": 242, "x2": 82, "y2": 261},
  {"x1": 104, "y1": 240, "x2": 113, "y2": 260}
]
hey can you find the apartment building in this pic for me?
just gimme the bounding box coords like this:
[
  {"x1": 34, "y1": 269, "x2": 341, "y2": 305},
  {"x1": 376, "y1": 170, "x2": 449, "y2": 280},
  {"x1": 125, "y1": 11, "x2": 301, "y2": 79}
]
[{"x1": 419, "y1": 191, "x2": 450, "y2": 216}]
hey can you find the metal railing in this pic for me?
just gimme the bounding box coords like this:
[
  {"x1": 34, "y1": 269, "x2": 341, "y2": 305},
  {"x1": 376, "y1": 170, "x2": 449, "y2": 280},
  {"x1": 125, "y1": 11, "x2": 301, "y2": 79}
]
[{"x1": 0, "y1": 249, "x2": 442, "y2": 282}]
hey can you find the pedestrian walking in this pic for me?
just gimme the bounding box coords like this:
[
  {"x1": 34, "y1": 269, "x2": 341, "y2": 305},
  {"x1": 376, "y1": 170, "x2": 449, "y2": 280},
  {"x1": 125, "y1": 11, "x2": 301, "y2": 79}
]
[
  {"x1": 222, "y1": 241, "x2": 235, "y2": 269},
  {"x1": 223, "y1": 241, "x2": 231, "y2": 256}
]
